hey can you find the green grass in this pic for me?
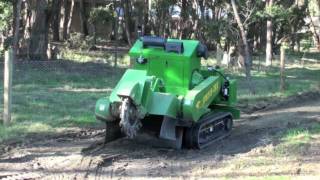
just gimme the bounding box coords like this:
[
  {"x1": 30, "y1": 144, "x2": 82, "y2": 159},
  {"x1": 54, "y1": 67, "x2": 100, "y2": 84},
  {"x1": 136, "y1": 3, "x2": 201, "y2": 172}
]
[
  {"x1": 214, "y1": 51, "x2": 320, "y2": 104},
  {"x1": 0, "y1": 61, "x2": 125, "y2": 142},
  {"x1": 234, "y1": 66, "x2": 320, "y2": 103},
  {"x1": 60, "y1": 49, "x2": 131, "y2": 67},
  {"x1": 274, "y1": 124, "x2": 320, "y2": 156},
  {"x1": 0, "y1": 51, "x2": 319, "y2": 143}
]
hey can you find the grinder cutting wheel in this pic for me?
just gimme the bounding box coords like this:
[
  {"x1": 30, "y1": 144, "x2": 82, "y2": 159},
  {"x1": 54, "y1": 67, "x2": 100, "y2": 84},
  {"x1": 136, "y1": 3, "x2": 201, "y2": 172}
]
[
  {"x1": 95, "y1": 36, "x2": 240, "y2": 149},
  {"x1": 119, "y1": 97, "x2": 142, "y2": 138}
]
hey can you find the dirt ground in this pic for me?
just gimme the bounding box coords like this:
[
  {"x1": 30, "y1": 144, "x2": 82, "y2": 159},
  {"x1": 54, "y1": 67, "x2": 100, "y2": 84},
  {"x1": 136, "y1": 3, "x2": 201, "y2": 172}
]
[{"x1": 0, "y1": 92, "x2": 319, "y2": 180}]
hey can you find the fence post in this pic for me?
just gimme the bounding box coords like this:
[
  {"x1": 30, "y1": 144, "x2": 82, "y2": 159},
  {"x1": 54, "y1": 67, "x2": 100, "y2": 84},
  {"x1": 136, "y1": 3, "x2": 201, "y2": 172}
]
[
  {"x1": 3, "y1": 49, "x2": 13, "y2": 126},
  {"x1": 280, "y1": 43, "x2": 286, "y2": 92}
]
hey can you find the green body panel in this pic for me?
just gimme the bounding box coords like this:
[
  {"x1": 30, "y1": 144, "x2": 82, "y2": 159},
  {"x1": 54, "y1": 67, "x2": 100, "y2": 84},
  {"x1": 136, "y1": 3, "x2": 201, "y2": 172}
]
[
  {"x1": 147, "y1": 92, "x2": 179, "y2": 118},
  {"x1": 129, "y1": 39, "x2": 200, "y2": 95},
  {"x1": 99, "y1": 69, "x2": 180, "y2": 119},
  {"x1": 95, "y1": 97, "x2": 113, "y2": 121},
  {"x1": 210, "y1": 104, "x2": 240, "y2": 119},
  {"x1": 183, "y1": 76, "x2": 221, "y2": 121},
  {"x1": 95, "y1": 37, "x2": 239, "y2": 123},
  {"x1": 109, "y1": 69, "x2": 150, "y2": 104}
]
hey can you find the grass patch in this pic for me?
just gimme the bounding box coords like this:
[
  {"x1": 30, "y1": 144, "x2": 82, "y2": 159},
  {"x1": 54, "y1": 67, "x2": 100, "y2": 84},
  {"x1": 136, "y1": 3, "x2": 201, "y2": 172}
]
[
  {"x1": 232, "y1": 63, "x2": 320, "y2": 104},
  {"x1": 204, "y1": 51, "x2": 320, "y2": 104},
  {"x1": 0, "y1": 122, "x2": 55, "y2": 142},
  {"x1": 274, "y1": 125, "x2": 320, "y2": 156},
  {"x1": 60, "y1": 49, "x2": 131, "y2": 67},
  {"x1": 0, "y1": 61, "x2": 124, "y2": 143}
]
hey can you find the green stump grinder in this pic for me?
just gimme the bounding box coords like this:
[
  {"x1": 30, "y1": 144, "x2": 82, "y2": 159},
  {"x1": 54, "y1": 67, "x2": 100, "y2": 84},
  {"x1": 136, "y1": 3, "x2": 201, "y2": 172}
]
[{"x1": 95, "y1": 36, "x2": 240, "y2": 149}]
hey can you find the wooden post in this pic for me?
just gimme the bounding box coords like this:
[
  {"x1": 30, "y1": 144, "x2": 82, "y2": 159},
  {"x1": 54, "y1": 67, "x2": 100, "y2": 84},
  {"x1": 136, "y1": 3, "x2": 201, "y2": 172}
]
[
  {"x1": 3, "y1": 49, "x2": 13, "y2": 126},
  {"x1": 280, "y1": 43, "x2": 286, "y2": 92},
  {"x1": 114, "y1": 19, "x2": 119, "y2": 68},
  {"x1": 114, "y1": 0, "x2": 119, "y2": 68},
  {"x1": 258, "y1": 52, "x2": 261, "y2": 72}
]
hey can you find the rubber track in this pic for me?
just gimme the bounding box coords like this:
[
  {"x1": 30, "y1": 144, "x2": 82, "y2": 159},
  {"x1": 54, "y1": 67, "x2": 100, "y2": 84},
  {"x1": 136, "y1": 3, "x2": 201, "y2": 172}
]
[{"x1": 187, "y1": 112, "x2": 233, "y2": 149}]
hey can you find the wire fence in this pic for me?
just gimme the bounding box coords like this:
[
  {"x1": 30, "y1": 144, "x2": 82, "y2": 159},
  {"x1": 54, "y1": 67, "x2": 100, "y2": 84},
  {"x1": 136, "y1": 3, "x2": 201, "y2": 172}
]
[{"x1": 0, "y1": 58, "x2": 127, "y2": 134}]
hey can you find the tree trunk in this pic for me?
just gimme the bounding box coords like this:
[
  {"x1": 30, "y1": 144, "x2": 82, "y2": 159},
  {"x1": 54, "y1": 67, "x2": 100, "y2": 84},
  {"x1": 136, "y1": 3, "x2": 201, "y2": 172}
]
[
  {"x1": 114, "y1": 0, "x2": 119, "y2": 67},
  {"x1": 0, "y1": 33, "x2": 4, "y2": 50},
  {"x1": 290, "y1": 25, "x2": 297, "y2": 51},
  {"x1": 237, "y1": 40, "x2": 245, "y2": 68},
  {"x1": 13, "y1": 0, "x2": 22, "y2": 57},
  {"x1": 158, "y1": 4, "x2": 166, "y2": 36},
  {"x1": 79, "y1": 0, "x2": 88, "y2": 36},
  {"x1": 66, "y1": 0, "x2": 75, "y2": 39},
  {"x1": 3, "y1": 49, "x2": 13, "y2": 126},
  {"x1": 29, "y1": 0, "x2": 49, "y2": 60},
  {"x1": 122, "y1": 0, "x2": 132, "y2": 46},
  {"x1": 280, "y1": 43, "x2": 286, "y2": 91},
  {"x1": 199, "y1": 0, "x2": 205, "y2": 20},
  {"x1": 196, "y1": 0, "x2": 205, "y2": 42},
  {"x1": 266, "y1": 0, "x2": 273, "y2": 66},
  {"x1": 259, "y1": 20, "x2": 266, "y2": 49},
  {"x1": 51, "y1": 0, "x2": 62, "y2": 41},
  {"x1": 62, "y1": 0, "x2": 70, "y2": 40},
  {"x1": 296, "y1": 36, "x2": 300, "y2": 52},
  {"x1": 142, "y1": 0, "x2": 149, "y2": 35},
  {"x1": 309, "y1": 14, "x2": 320, "y2": 51},
  {"x1": 90, "y1": 0, "x2": 96, "y2": 45},
  {"x1": 179, "y1": 0, "x2": 188, "y2": 39},
  {"x1": 231, "y1": 0, "x2": 255, "y2": 94},
  {"x1": 20, "y1": 1, "x2": 32, "y2": 58}
]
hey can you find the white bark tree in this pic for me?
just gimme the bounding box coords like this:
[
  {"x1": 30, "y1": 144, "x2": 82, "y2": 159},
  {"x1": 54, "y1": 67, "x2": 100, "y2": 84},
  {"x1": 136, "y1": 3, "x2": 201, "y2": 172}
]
[
  {"x1": 230, "y1": 0, "x2": 255, "y2": 94},
  {"x1": 266, "y1": 0, "x2": 273, "y2": 66}
]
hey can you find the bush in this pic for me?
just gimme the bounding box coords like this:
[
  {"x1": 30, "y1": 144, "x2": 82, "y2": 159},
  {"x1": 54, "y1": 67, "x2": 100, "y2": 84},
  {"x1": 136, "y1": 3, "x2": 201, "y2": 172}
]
[
  {"x1": 67, "y1": 33, "x2": 95, "y2": 50},
  {"x1": 89, "y1": 6, "x2": 114, "y2": 25}
]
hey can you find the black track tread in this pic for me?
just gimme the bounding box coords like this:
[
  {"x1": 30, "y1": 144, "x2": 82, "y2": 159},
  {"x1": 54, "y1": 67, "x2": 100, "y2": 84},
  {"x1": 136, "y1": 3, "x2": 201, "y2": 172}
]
[{"x1": 184, "y1": 112, "x2": 233, "y2": 149}]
